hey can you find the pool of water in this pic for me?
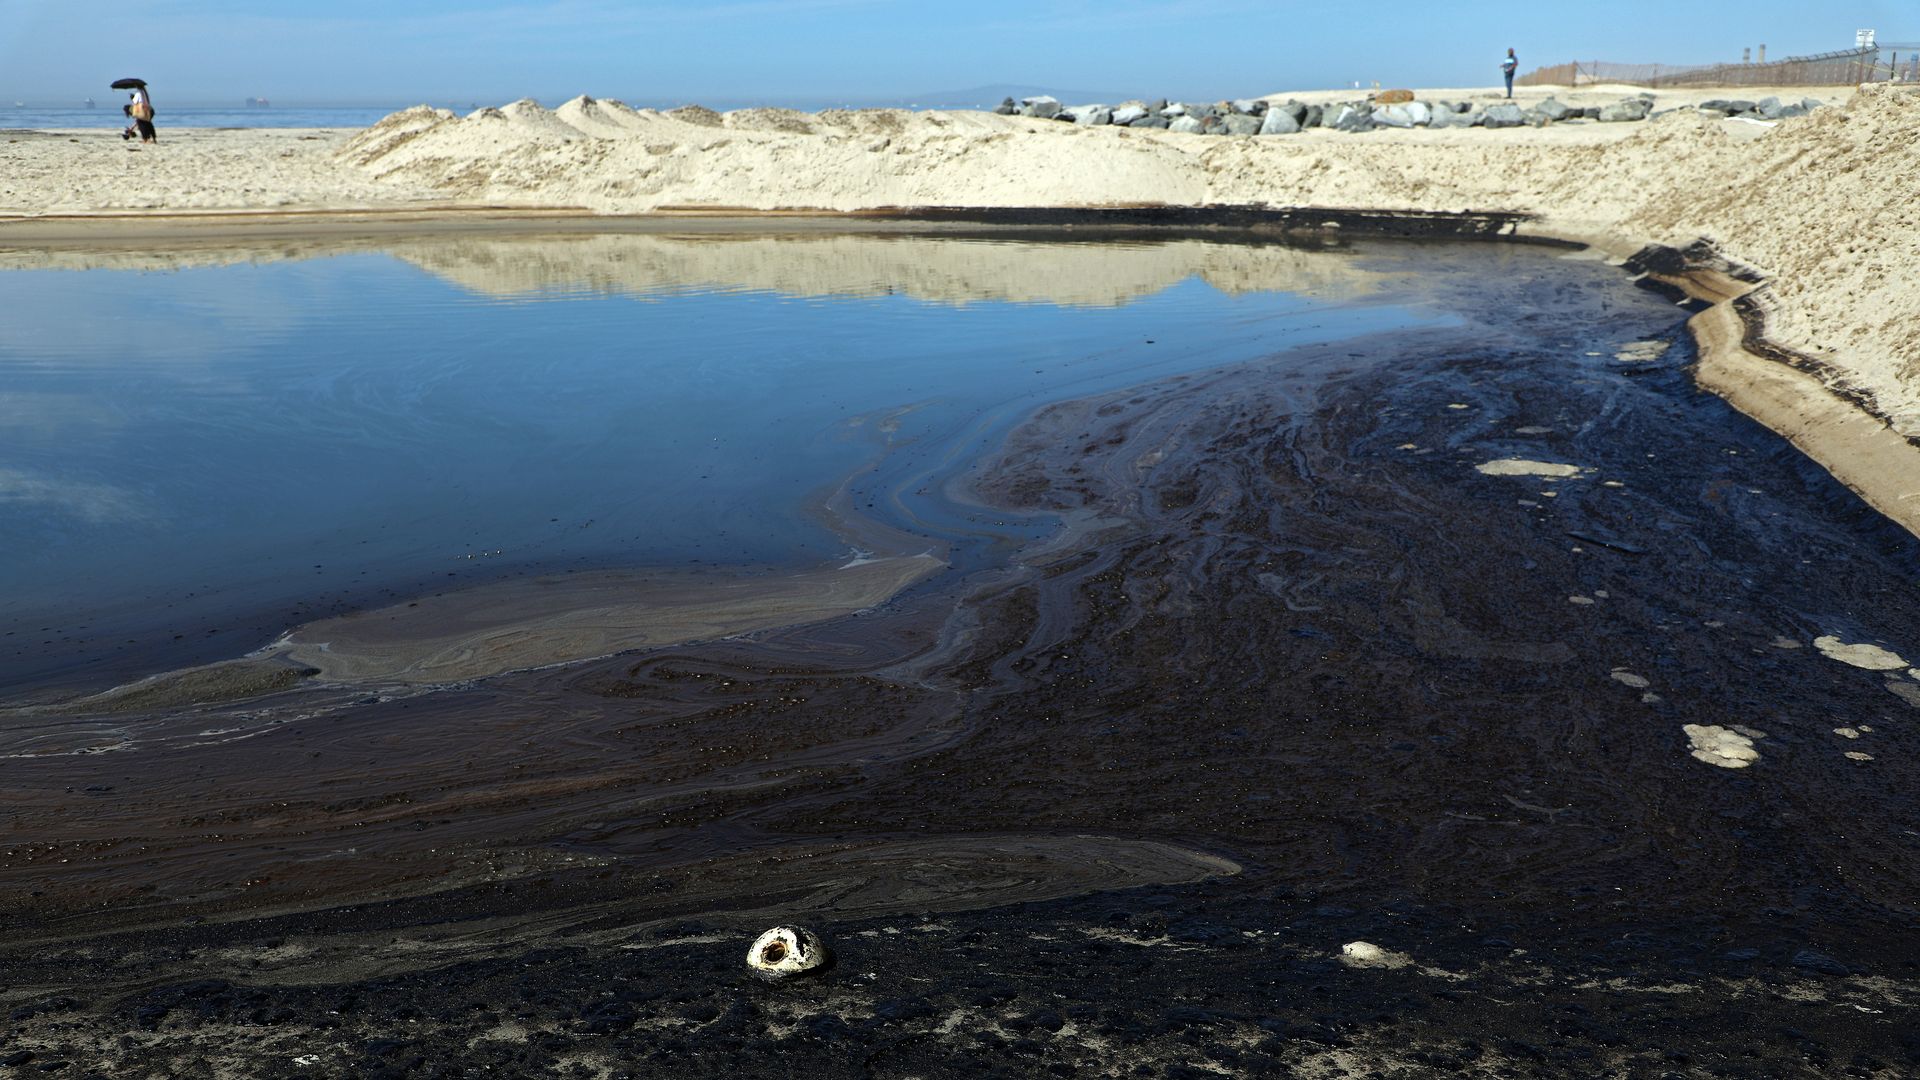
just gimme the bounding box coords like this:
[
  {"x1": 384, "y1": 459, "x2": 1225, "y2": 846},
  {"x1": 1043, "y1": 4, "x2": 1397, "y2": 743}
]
[{"x1": 0, "y1": 232, "x2": 1494, "y2": 692}]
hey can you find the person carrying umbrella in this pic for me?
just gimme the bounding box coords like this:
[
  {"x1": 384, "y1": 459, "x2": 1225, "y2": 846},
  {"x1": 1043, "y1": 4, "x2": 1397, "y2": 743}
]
[{"x1": 114, "y1": 77, "x2": 156, "y2": 143}]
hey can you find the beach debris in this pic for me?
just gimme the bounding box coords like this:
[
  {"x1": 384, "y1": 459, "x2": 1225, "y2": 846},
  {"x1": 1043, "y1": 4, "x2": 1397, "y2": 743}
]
[
  {"x1": 1610, "y1": 668, "x2": 1650, "y2": 689},
  {"x1": 1845, "y1": 751, "x2": 1874, "y2": 762},
  {"x1": 1812, "y1": 635, "x2": 1907, "y2": 670},
  {"x1": 1833, "y1": 727, "x2": 1860, "y2": 739},
  {"x1": 1569, "y1": 595, "x2": 1595, "y2": 605},
  {"x1": 1613, "y1": 339, "x2": 1671, "y2": 363},
  {"x1": 1475, "y1": 459, "x2": 1583, "y2": 478},
  {"x1": 746, "y1": 925, "x2": 829, "y2": 979},
  {"x1": 1683, "y1": 724, "x2": 1759, "y2": 769},
  {"x1": 1340, "y1": 941, "x2": 1412, "y2": 969},
  {"x1": 1566, "y1": 529, "x2": 1644, "y2": 554},
  {"x1": 1883, "y1": 680, "x2": 1920, "y2": 708}
]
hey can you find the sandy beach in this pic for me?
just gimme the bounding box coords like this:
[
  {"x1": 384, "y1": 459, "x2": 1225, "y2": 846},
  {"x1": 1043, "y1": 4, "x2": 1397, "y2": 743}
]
[{"x1": 6, "y1": 80, "x2": 1919, "y2": 543}]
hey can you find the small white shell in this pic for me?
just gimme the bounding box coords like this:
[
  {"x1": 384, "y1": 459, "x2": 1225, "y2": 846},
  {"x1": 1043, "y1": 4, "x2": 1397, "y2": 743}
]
[{"x1": 746, "y1": 925, "x2": 828, "y2": 978}]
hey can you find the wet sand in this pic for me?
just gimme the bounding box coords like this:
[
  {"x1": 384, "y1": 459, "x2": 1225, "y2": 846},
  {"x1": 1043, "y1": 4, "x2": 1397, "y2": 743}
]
[{"x1": 4, "y1": 235, "x2": 1919, "y2": 1076}]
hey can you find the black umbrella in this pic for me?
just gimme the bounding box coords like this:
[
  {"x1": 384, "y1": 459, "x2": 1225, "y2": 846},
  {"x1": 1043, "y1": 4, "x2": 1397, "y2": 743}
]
[{"x1": 109, "y1": 77, "x2": 147, "y2": 90}]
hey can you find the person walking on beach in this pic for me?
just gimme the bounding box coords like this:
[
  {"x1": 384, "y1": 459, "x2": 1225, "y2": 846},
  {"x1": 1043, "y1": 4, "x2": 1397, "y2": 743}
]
[
  {"x1": 1501, "y1": 48, "x2": 1518, "y2": 98},
  {"x1": 122, "y1": 83, "x2": 156, "y2": 143}
]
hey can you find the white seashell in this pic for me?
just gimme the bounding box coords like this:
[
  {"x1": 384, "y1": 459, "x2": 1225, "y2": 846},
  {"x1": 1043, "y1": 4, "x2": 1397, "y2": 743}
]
[{"x1": 746, "y1": 925, "x2": 828, "y2": 978}]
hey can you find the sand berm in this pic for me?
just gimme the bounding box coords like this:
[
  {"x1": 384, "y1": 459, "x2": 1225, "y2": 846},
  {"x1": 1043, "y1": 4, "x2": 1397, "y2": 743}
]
[{"x1": 5, "y1": 82, "x2": 1918, "y2": 534}]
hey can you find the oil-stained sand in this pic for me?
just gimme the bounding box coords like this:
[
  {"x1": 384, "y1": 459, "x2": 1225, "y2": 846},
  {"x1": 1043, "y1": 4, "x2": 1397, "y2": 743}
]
[{"x1": 5, "y1": 243, "x2": 1920, "y2": 1077}]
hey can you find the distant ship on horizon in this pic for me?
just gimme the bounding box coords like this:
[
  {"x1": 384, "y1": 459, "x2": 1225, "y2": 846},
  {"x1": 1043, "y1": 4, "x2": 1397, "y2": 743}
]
[
  {"x1": 84, "y1": 97, "x2": 96, "y2": 108},
  {"x1": 245, "y1": 96, "x2": 271, "y2": 108}
]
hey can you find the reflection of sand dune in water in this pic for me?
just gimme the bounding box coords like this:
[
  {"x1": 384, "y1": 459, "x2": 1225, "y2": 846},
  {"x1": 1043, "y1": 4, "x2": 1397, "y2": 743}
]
[
  {"x1": 0, "y1": 232, "x2": 1385, "y2": 309},
  {"x1": 0, "y1": 239, "x2": 381, "y2": 274},
  {"x1": 390, "y1": 233, "x2": 1385, "y2": 308}
]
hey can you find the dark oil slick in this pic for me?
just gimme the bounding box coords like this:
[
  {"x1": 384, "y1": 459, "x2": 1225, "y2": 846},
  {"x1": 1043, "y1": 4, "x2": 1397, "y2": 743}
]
[{"x1": 1, "y1": 231, "x2": 1916, "y2": 1078}]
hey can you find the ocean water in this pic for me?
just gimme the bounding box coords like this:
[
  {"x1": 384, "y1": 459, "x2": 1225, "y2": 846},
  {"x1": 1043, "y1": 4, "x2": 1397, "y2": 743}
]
[
  {"x1": 2, "y1": 104, "x2": 419, "y2": 130},
  {"x1": 0, "y1": 233, "x2": 1457, "y2": 692}
]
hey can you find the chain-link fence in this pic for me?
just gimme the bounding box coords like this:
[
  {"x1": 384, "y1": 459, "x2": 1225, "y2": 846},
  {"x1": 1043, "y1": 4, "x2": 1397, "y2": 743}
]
[{"x1": 1518, "y1": 46, "x2": 1912, "y2": 88}]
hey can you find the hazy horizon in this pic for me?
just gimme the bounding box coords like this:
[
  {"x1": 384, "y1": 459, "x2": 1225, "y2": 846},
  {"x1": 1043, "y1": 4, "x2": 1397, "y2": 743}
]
[{"x1": 1, "y1": 0, "x2": 1912, "y2": 107}]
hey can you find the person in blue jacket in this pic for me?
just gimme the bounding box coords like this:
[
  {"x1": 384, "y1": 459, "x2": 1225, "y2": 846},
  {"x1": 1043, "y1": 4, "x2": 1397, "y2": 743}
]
[{"x1": 1502, "y1": 49, "x2": 1518, "y2": 98}]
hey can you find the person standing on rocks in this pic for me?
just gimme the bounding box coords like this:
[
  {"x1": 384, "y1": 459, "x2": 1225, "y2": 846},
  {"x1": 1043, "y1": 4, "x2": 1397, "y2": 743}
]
[{"x1": 1502, "y1": 48, "x2": 1518, "y2": 99}]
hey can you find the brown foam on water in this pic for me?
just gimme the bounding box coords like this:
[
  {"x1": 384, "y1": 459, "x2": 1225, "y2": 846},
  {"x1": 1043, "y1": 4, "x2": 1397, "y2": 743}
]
[
  {"x1": 276, "y1": 554, "x2": 943, "y2": 685},
  {"x1": 11, "y1": 835, "x2": 1237, "y2": 988}
]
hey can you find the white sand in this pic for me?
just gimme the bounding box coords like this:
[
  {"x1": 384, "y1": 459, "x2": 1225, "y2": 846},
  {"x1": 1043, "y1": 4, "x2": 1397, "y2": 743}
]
[{"x1": 5, "y1": 82, "x2": 1920, "y2": 537}]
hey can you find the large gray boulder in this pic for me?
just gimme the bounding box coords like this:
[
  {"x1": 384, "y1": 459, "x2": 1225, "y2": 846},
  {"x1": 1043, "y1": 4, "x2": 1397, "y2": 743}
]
[
  {"x1": 1129, "y1": 115, "x2": 1171, "y2": 129},
  {"x1": 1404, "y1": 101, "x2": 1433, "y2": 126},
  {"x1": 993, "y1": 97, "x2": 1018, "y2": 116},
  {"x1": 1536, "y1": 98, "x2": 1572, "y2": 122},
  {"x1": 1328, "y1": 103, "x2": 1374, "y2": 132},
  {"x1": 1221, "y1": 113, "x2": 1262, "y2": 135},
  {"x1": 1597, "y1": 98, "x2": 1651, "y2": 122},
  {"x1": 1021, "y1": 95, "x2": 1062, "y2": 120},
  {"x1": 1230, "y1": 98, "x2": 1264, "y2": 115},
  {"x1": 1111, "y1": 104, "x2": 1149, "y2": 126},
  {"x1": 1482, "y1": 103, "x2": 1526, "y2": 128},
  {"x1": 1182, "y1": 102, "x2": 1217, "y2": 120},
  {"x1": 1755, "y1": 96, "x2": 1785, "y2": 119},
  {"x1": 1302, "y1": 104, "x2": 1324, "y2": 128},
  {"x1": 1773, "y1": 104, "x2": 1810, "y2": 119},
  {"x1": 1258, "y1": 108, "x2": 1301, "y2": 135},
  {"x1": 1372, "y1": 104, "x2": 1414, "y2": 128},
  {"x1": 1277, "y1": 101, "x2": 1308, "y2": 124},
  {"x1": 1064, "y1": 104, "x2": 1113, "y2": 125},
  {"x1": 1169, "y1": 115, "x2": 1206, "y2": 134},
  {"x1": 1428, "y1": 106, "x2": 1466, "y2": 129},
  {"x1": 1801, "y1": 97, "x2": 1825, "y2": 111},
  {"x1": 1161, "y1": 102, "x2": 1189, "y2": 117}
]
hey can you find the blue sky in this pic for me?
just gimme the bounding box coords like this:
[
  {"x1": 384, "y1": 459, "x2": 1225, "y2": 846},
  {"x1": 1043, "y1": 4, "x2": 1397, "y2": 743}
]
[{"x1": 0, "y1": 0, "x2": 1910, "y2": 106}]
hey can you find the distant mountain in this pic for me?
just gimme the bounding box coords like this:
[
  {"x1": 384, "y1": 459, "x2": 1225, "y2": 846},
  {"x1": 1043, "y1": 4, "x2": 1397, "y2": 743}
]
[{"x1": 896, "y1": 83, "x2": 1139, "y2": 109}]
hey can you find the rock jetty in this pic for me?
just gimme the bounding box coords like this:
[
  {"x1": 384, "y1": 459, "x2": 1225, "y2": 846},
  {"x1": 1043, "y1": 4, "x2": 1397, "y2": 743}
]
[{"x1": 992, "y1": 92, "x2": 1830, "y2": 134}]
